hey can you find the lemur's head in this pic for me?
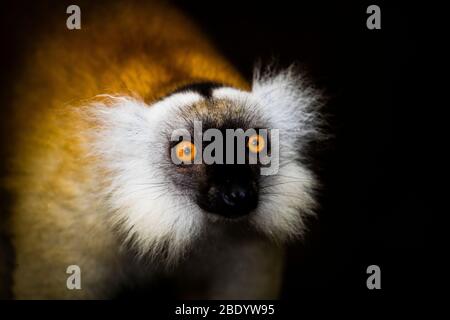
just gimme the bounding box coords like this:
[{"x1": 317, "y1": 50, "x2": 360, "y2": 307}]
[{"x1": 89, "y1": 67, "x2": 323, "y2": 263}]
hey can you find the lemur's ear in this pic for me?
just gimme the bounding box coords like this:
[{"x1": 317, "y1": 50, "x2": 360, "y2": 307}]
[{"x1": 251, "y1": 66, "x2": 324, "y2": 147}]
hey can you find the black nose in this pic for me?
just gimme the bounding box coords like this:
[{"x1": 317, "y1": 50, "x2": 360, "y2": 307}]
[
  {"x1": 222, "y1": 186, "x2": 252, "y2": 208},
  {"x1": 207, "y1": 183, "x2": 258, "y2": 218}
]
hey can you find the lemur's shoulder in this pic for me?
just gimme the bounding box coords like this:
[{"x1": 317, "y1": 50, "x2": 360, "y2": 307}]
[{"x1": 16, "y1": 1, "x2": 248, "y2": 107}]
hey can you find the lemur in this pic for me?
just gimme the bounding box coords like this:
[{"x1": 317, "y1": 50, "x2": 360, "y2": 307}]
[{"x1": 0, "y1": 0, "x2": 322, "y2": 299}]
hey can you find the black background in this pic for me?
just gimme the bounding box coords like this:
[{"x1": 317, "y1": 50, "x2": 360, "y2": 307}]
[{"x1": 0, "y1": 0, "x2": 427, "y2": 305}]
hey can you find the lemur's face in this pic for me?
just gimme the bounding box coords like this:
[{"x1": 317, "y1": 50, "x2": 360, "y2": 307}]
[
  {"x1": 90, "y1": 69, "x2": 322, "y2": 263},
  {"x1": 166, "y1": 86, "x2": 267, "y2": 219}
]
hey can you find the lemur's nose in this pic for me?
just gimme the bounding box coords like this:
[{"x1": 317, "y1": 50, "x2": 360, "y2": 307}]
[
  {"x1": 222, "y1": 185, "x2": 250, "y2": 207},
  {"x1": 196, "y1": 166, "x2": 259, "y2": 218},
  {"x1": 217, "y1": 184, "x2": 258, "y2": 217}
]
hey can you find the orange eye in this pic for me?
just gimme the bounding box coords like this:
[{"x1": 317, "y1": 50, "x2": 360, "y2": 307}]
[
  {"x1": 248, "y1": 134, "x2": 265, "y2": 153},
  {"x1": 174, "y1": 141, "x2": 196, "y2": 163}
]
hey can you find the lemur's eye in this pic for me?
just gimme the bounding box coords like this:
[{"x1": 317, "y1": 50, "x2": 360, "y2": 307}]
[
  {"x1": 175, "y1": 141, "x2": 196, "y2": 163},
  {"x1": 248, "y1": 134, "x2": 265, "y2": 154}
]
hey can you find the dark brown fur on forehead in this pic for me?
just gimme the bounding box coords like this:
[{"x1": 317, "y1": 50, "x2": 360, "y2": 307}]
[{"x1": 178, "y1": 98, "x2": 266, "y2": 132}]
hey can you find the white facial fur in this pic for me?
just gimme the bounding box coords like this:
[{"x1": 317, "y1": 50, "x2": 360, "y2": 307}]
[{"x1": 87, "y1": 67, "x2": 323, "y2": 265}]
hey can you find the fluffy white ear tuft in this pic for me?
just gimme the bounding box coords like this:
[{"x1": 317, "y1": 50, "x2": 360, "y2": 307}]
[{"x1": 252, "y1": 66, "x2": 324, "y2": 148}]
